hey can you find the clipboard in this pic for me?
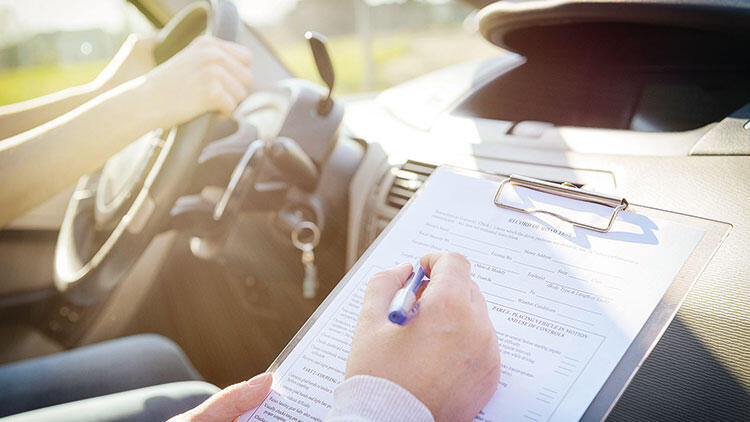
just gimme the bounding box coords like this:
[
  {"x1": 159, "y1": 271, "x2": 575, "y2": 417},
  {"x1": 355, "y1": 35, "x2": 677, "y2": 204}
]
[
  {"x1": 488, "y1": 170, "x2": 732, "y2": 420},
  {"x1": 259, "y1": 165, "x2": 731, "y2": 422}
]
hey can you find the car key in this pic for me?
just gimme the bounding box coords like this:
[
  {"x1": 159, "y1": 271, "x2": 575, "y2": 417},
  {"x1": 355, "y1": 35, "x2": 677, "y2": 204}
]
[{"x1": 292, "y1": 221, "x2": 320, "y2": 298}]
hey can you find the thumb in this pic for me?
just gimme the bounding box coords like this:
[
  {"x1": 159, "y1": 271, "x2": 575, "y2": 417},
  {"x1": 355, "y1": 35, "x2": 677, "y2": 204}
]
[
  {"x1": 189, "y1": 373, "x2": 272, "y2": 421},
  {"x1": 362, "y1": 263, "x2": 413, "y2": 316}
]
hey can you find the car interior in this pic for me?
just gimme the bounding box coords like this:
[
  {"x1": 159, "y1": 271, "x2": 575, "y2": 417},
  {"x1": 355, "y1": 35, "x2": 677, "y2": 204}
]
[{"x1": 0, "y1": 0, "x2": 748, "y2": 420}]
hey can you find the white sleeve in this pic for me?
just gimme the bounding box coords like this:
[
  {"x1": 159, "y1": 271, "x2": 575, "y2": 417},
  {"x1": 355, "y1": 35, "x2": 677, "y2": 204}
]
[{"x1": 326, "y1": 375, "x2": 435, "y2": 422}]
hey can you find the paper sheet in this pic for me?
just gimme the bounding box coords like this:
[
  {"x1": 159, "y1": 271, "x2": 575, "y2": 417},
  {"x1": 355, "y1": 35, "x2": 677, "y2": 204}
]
[{"x1": 238, "y1": 168, "x2": 705, "y2": 422}]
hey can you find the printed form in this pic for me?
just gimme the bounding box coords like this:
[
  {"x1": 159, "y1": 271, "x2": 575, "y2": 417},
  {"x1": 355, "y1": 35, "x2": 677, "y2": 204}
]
[{"x1": 239, "y1": 168, "x2": 705, "y2": 422}]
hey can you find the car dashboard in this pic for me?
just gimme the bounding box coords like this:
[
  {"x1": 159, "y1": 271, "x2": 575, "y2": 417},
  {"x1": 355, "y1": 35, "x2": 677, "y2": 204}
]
[{"x1": 339, "y1": 5, "x2": 750, "y2": 419}]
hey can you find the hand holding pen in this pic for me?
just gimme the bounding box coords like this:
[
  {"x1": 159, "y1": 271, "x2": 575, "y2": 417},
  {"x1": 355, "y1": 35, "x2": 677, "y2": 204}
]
[{"x1": 346, "y1": 252, "x2": 501, "y2": 421}]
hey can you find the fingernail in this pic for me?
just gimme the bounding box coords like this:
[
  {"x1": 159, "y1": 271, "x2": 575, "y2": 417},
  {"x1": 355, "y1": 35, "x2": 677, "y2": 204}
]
[{"x1": 247, "y1": 372, "x2": 272, "y2": 386}]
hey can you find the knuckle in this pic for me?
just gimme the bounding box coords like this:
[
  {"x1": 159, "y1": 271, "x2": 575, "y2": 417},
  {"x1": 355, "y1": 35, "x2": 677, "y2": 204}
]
[
  {"x1": 491, "y1": 345, "x2": 501, "y2": 367},
  {"x1": 445, "y1": 251, "x2": 470, "y2": 267},
  {"x1": 443, "y1": 251, "x2": 463, "y2": 259},
  {"x1": 206, "y1": 81, "x2": 225, "y2": 103},
  {"x1": 200, "y1": 65, "x2": 215, "y2": 81},
  {"x1": 470, "y1": 282, "x2": 486, "y2": 303},
  {"x1": 206, "y1": 49, "x2": 222, "y2": 64},
  {"x1": 207, "y1": 64, "x2": 225, "y2": 79},
  {"x1": 487, "y1": 343, "x2": 501, "y2": 376},
  {"x1": 484, "y1": 327, "x2": 499, "y2": 350},
  {"x1": 440, "y1": 292, "x2": 469, "y2": 316}
]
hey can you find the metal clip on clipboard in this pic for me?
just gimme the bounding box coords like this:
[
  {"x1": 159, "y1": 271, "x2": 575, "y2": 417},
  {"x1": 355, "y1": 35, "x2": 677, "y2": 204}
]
[{"x1": 494, "y1": 175, "x2": 629, "y2": 233}]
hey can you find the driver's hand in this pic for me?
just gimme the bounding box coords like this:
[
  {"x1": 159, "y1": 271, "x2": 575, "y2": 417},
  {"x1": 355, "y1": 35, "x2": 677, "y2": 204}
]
[
  {"x1": 139, "y1": 35, "x2": 253, "y2": 126},
  {"x1": 346, "y1": 252, "x2": 501, "y2": 422},
  {"x1": 167, "y1": 373, "x2": 272, "y2": 422}
]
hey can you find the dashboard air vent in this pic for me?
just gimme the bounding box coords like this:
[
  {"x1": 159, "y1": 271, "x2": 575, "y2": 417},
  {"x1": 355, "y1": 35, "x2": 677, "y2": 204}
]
[{"x1": 386, "y1": 160, "x2": 437, "y2": 209}]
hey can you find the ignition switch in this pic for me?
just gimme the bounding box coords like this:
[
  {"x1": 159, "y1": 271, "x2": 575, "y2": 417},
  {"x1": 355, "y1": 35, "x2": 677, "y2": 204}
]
[{"x1": 275, "y1": 196, "x2": 325, "y2": 242}]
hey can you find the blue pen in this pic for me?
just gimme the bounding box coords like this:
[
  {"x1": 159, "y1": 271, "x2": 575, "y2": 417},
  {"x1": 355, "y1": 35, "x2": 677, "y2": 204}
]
[{"x1": 388, "y1": 265, "x2": 428, "y2": 325}]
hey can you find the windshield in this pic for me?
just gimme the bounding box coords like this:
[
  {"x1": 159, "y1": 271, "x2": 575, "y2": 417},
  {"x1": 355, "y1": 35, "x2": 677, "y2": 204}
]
[
  {"x1": 0, "y1": 0, "x2": 153, "y2": 106},
  {"x1": 238, "y1": 0, "x2": 499, "y2": 94}
]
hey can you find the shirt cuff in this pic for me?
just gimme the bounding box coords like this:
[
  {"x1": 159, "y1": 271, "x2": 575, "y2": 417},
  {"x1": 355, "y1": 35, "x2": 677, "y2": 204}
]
[{"x1": 326, "y1": 375, "x2": 435, "y2": 422}]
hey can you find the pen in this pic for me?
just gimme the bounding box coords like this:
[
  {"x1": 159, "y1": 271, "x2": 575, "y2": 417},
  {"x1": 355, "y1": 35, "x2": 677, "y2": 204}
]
[{"x1": 388, "y1": 265, "x2": 428, "y2": 325}]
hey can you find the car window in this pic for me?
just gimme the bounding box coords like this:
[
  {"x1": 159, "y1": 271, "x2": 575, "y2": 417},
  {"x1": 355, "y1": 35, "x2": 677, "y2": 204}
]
[
  {"x1": 240, "y1": 0, "x2": 499, "y2": 94},
  {"x1": 0, "y1": 0, "x2": 153, "y2": 106}
]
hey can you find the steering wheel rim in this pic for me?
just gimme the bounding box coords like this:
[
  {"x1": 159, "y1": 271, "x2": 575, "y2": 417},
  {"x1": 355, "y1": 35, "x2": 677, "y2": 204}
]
[{"x1": 54, "y1": 0, "x2": 239, "y2": 305}]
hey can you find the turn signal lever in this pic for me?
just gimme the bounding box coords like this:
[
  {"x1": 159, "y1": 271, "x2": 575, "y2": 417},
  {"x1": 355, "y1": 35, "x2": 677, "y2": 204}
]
[
  {"x1": 170, "y1": 136, "x2": 319, "y2": 239},
  {"x1": 266, "y1": 137, "x2": 318, "y2": 192}
]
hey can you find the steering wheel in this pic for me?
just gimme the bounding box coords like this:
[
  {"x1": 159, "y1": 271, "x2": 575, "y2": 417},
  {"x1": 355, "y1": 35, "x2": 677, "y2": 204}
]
[{"x1": 54, "y1": 0, "x2": 240, "y2": 305}]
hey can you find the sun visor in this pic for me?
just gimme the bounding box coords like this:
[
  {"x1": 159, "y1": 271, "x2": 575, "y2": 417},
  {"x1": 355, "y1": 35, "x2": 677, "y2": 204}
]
[{"x1": 477, "y1": 0, "x2": 750, "y2": 64}]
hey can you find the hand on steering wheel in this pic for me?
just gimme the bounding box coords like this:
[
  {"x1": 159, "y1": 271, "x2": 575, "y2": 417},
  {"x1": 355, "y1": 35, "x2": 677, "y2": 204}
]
[
  {"x1": 97, "y1": 33, "x2": 252, "y2": 123},
  {"x1": 55, "y1": 0, "x2": 247, "y2": 305},
  {"x1": 141, "y1": 35, "x2": 253, "y2": 123}
]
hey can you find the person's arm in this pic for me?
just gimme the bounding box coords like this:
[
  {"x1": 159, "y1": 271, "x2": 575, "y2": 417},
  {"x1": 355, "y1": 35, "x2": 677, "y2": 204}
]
[
  {"x1": 327, "y1": 375, "x2": 435, "y2": 422},
  {"x1": 166, "y1": 252, "x2": 499, "y2": 422},
  {"x1": 0, "y1": 36, "x2": 253, "y2": 227},
  {"x1": 0, "y1": 35, "x2": 157, "y2": 140}
]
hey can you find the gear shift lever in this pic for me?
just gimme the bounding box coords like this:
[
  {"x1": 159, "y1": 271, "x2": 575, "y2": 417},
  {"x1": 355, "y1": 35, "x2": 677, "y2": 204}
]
[{"x1": 305, "y1": 31, "x2": 335, "y2": 116}]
